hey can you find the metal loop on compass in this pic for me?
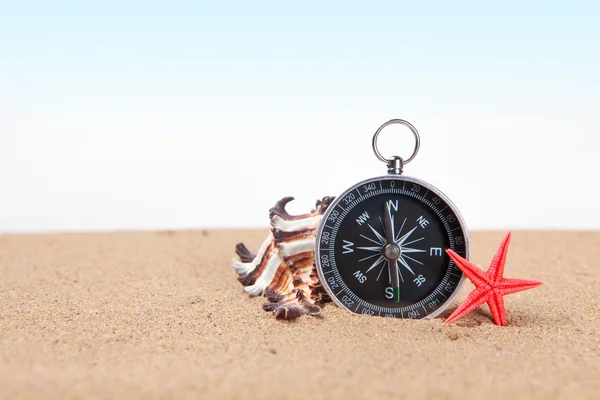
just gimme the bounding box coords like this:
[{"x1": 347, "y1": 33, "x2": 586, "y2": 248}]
[{"x1": 372, "y1": 119, "x2": 421, "y2": 169}]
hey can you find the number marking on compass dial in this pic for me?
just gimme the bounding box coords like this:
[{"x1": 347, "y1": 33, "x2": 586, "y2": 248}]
[{"x1": 316, "y1": 176, "x2": 469, "y2": 319}]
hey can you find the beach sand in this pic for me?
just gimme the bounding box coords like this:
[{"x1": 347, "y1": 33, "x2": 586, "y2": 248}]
[{"x1": 1, "y1": 230, "x2": 598, "y2": 399}]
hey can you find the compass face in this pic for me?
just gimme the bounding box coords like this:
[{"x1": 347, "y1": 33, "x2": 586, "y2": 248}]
[{"x1": 315, "y1": 176, "x2": 469, "y2": 319}]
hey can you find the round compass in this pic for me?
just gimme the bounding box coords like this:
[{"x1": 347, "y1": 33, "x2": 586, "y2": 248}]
[{"x1": 315, "y1": 120, "x2": 470, "y2": 319}]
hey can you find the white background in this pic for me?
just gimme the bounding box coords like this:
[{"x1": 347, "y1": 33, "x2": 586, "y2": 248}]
[
  {"x1": 1, "y1": 3, "x2": 598, "y2": 233},
  {"x1": 0, "y1": 110, "x2": 597, "y2": 233}
]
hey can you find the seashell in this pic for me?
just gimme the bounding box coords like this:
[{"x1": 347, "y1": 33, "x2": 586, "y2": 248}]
[{"x1": 233, "y1": 196, "x2": 335, "y2": 320}]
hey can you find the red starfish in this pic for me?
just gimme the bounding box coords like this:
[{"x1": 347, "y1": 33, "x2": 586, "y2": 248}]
[{"x1": 445, "y1": 232, "x2": 542, "y2": 326}]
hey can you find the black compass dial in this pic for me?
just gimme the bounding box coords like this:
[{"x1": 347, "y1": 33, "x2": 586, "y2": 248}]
[{"x1": 316, "y1": 176, "x2": 469, "y2": 319}]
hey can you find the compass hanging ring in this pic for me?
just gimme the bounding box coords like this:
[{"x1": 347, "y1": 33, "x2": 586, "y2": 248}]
[{"x1": 372, "y1": 119, "x2": 421, "y2": 175}]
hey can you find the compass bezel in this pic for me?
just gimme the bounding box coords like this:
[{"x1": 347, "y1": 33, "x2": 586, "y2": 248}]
[{"x1": 315, "y1": 174, "x2": 470, "y2": 319}]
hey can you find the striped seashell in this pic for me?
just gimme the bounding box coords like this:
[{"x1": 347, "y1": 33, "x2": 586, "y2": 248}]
[{"x1": 233, "y1": 196, "x2": 335, "y2": 320}]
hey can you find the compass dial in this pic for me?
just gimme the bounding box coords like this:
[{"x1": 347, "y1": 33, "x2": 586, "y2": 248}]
[{"x1": 316, "y1": 176, "x2": 469, "y2": 319}]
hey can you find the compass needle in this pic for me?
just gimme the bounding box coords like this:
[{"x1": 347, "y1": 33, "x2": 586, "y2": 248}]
[
  {"x1": 382, "y1": 201, "x2": 400, "y2": 300},
  {"x1": 393, "y1": 260, "x2": 401, "y2": 302},
  {"x1": 314, "y1": 119, "x2": 469, "y2": 319},
  {"x1": 382, "y1": 205, "x2": 395, "y2": 244}
]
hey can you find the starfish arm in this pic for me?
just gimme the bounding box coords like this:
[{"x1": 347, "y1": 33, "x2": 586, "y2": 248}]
[
  {"x1": 445, "y1": 232, "x2": 542, "y2": 326},
  {"x1": 497, "y1": 277, "x2": 543, "y2": 296},
  {"x1": 444, "y1": 288, "x2": 489, "y2": 325},
  {"x1": 487, "y1": 290, "x2": 506, "y2": 326},
  {"x1": 488, "y1": 232, "x2": 511, "y2": 283},
  {"x1": 446, "y1": 249, "x2": 490, "y2": 288}
]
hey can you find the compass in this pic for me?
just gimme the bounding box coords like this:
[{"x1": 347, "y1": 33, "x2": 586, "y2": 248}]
[{"x1": 315, "y1": 120, "x2": 470, "y2": 319}]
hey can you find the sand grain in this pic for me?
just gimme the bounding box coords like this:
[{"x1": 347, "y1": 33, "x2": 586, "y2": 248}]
[{"x1": 1, "y1": 230, "x2": 598, "y2": 399}]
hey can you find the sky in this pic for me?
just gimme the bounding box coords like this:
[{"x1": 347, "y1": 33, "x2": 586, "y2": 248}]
[{"x1": 0, "y1": 1, "x2": 598, "y2": 232}]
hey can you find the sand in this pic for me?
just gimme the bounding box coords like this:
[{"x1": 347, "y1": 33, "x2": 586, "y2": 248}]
[{"x1": 0, "y1": 230, "x2": 599, "y2": 399}]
